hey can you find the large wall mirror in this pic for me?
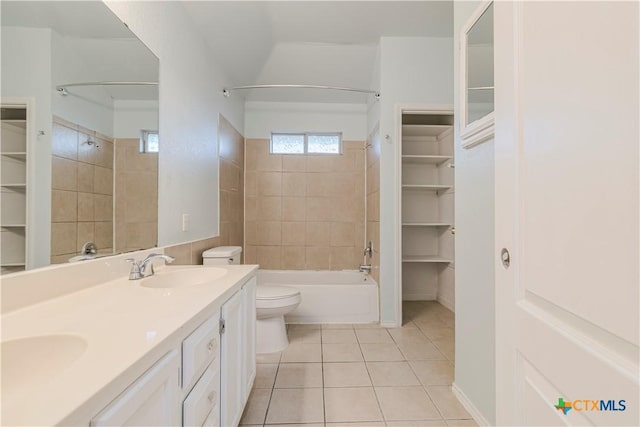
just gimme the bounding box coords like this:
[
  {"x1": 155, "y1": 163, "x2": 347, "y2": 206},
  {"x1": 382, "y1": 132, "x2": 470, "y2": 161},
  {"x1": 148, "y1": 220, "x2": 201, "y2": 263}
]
[{"x1": 1, "y1": 1, "x2": 159, "y2": 275}]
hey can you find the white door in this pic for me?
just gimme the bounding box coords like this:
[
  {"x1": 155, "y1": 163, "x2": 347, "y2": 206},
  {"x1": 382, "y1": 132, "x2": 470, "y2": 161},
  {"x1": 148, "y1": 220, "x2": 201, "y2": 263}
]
[
  {"x1": 220, "y1": 289, "x2": 245, "y2": 427},
  {"x1": 494, "y1": 2, "x2": 639, "y2": 426}
]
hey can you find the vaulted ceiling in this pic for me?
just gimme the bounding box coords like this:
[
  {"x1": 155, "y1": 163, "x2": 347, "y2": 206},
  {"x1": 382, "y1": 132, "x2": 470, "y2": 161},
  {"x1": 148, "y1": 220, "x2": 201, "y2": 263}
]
[{"x1": 182, "y1": 1, "x2": 453, "y2": 103}]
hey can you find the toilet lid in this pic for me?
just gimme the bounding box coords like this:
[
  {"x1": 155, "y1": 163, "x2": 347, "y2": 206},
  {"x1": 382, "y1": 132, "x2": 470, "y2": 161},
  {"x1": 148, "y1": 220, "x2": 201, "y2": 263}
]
[{"x1": 257, "y1": 285, "x2": 300, "y2": 300}]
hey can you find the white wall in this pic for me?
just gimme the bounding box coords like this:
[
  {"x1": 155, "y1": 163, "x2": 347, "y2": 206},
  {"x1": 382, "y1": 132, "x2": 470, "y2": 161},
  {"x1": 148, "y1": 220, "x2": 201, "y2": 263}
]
[
  {"x1": 1, "y1": 27, "x2": 52, "y2": 269},
  {"x1": 378, "y1": 37, "x2": 454, "y2": 325},
  {"x1": 453, "y1": 1, "x2": 496, "y2": 424},
  {"x1": 51, "y1": 31, "x2": 114, "y2": 137},
  {"x1": 244, "y1": 101, "x2": 367, "y2": 140},
  {"x1": 105, "y1": 1, "x2": 245, "y2": 246},
  {"x1": 113, "y1": 100, "x2": 159, "y2": 139}
]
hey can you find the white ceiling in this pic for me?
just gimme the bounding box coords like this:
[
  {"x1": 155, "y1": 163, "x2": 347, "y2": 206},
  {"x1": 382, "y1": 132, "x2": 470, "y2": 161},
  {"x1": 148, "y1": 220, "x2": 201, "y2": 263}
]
[{"x1": 182, "y1": 1, "x2": 453, "y2": 103}]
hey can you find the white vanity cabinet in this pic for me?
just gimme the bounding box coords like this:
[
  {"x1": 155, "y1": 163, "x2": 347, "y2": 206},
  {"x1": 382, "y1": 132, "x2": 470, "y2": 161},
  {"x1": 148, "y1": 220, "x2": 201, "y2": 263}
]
[
  {"x1": 221, "y1": 277, "x2": 257, "y2": 427},
  {"x1": 88, "y1": 273, "x2": 257, "y2": 427},
  {"x1": 91, "y1": 351, "x2": 181, "y2": 427}
]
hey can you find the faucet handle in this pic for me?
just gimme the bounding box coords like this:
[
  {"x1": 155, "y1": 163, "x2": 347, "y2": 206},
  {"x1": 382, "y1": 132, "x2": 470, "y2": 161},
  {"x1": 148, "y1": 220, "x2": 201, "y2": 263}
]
[{"x1": 125, "y1": 258, "x2": 143, "y2": 280}]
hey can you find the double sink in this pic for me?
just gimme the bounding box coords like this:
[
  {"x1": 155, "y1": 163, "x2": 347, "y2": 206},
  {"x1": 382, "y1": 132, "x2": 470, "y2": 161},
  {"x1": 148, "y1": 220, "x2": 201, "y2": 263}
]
[{"x1": 1, "y1": 266, "x2": 228, "y2": 402}]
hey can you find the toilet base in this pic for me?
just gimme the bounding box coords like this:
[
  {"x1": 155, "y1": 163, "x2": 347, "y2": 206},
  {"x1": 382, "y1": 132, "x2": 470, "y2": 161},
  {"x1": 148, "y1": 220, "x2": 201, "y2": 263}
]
[{"x1": 256, "y1": 315, "x2": 289, "y2": 354}]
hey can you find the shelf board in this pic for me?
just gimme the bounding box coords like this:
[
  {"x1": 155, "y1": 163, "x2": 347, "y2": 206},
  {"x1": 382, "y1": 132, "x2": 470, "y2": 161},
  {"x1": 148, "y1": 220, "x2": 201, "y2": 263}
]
[
  {"x1": 402, "y1": 184, "x2": 452, "y2": 191},
  {"x1": 468, "y1": 86, "x2": 494, "y2": 90},
  {"x1": 402, "y1": 124, "x2": 452, "y2": 138},
  {"x1": 0, "y1": 262, "x2": 26, "y2": 267},
  {"x1": 1, "y1": 224, "x2": 26, "y2": 228},
  {"x1": 402, "y1": 155, "x2": 452, "y2": 165},
  {"x1": 402, "y1": 255, "x2": 452, "y2": 263},
  {"x1": 402, "y1": 223, "x2": 452, "y2": 227},
  {"x1": 1, "y1": 183, "x2": 26, "y2": 188},
  {"x1": 1, "y1": 152, "x2": 27, "y2": 160}
]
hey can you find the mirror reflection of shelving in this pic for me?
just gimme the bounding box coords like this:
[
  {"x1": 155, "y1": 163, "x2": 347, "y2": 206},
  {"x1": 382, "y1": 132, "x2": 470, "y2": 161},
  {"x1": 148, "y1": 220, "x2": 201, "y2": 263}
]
[
  {"x1": 1, "y1": 106, "x2": 28, "y2": 275},
  {"x1": 401, "y1": 112, "x2": 454, "y2": 301}
]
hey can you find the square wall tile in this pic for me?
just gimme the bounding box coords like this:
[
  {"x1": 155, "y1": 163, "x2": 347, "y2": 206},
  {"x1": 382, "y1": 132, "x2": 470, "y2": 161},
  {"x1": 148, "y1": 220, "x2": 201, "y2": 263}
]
[
  {"x1": 257, "y1": 246, "x2": 281, "y2": 269},
  {"x1": 258, "y1": 196, "x2": 282, "y2": 221},
  {"x1": 282, "y1": 172, "x2": 306, "y2": 196},
  {"x1": 305, "y1": 247, "x2": 331, "y2": 270},
  {"x1": 257, "y1": 171, "x2": 282, "y2": 196},
  {"x1": 281, "y1": 246, "x2": 305, "y2": 269},
  {"x1": 52, "y1": 157, "x2": 77, "y2": 191},
  {"x1": 305, "y1": 222, "x2": 331, "y2": 246},
  {"x1": 51, "y1": 190, "x2": 77, "y2": 222},
  {"x1": 281, "y1": 222, "x2": 306, "y2": 246},
  {"x1": 282, "y1": 197, "x2": 306, "y2": 221}
]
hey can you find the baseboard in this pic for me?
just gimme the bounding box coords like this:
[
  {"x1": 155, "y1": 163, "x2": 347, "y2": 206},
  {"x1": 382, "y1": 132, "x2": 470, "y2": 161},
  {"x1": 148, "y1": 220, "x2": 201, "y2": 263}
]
[
  {"x1": 402, "y1": 292, "x2": 437, "y2": 301},
  {"x1": 451, "y1": 382, "x2": 491, "y2": 426},
  {"x1": 380, "y1": 320, "x2": 400, "y2": 328}
]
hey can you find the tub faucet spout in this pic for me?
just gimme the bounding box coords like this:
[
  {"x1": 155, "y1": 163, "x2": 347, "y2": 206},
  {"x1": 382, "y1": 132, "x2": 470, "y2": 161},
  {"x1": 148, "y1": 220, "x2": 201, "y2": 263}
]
[{"x1": 359, "y1": 264, "x2": 372, "y2": 274}]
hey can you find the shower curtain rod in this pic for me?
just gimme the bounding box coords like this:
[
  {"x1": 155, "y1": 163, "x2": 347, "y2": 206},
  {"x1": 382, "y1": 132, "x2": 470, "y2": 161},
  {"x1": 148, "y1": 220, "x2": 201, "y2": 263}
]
[
  {"x1": 55, "y1": 81, "x2": 158, "y2": 96},
  {"x1": 222, "y1": 84, "x2": 381, "y2": 100}
]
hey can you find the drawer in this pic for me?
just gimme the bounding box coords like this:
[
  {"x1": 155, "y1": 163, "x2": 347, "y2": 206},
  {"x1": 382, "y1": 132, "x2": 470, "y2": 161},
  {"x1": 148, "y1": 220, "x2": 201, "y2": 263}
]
[
  {"x1": 182, "y1": 314, "x2": 219, "y2": 389},
  {"x1": 183, "y1": 362, "x2": 220, "y2": 427}
]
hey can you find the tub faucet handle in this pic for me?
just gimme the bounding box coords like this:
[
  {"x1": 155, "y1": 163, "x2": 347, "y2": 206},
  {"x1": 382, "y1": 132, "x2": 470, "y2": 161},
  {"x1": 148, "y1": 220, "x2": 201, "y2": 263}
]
[{"x1": 364, "y1": 241, "x2": 374, "y2": 258}]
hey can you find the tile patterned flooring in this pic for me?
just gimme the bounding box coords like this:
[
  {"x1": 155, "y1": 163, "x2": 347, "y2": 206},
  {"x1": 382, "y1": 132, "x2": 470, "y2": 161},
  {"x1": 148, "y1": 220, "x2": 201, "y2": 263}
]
[{"x1": 240, "y1": 301, "x2": 477, "y2": 427}]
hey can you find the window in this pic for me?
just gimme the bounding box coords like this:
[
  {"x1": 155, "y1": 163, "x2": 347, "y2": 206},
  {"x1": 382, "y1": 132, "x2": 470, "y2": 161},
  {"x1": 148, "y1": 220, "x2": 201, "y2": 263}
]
[
  {"x1": 140, "y1": 130, "x2": 159, "y2": 153},
  {"x1": 270, "y1": 132, "x2": 341, "y2": 155}
]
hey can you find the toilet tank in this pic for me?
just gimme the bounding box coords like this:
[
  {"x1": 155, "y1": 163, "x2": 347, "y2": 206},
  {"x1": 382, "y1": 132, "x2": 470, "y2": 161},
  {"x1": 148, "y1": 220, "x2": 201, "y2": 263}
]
[{"x1": 202, "y1": 246, "x2": 242, "y2": 265}]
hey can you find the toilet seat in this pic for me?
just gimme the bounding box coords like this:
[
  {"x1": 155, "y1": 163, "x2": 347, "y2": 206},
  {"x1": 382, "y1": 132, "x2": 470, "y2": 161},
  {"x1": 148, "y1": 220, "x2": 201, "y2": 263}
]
[{"x1": 256, "y1": 285, "x2": 301, "y2": 309}]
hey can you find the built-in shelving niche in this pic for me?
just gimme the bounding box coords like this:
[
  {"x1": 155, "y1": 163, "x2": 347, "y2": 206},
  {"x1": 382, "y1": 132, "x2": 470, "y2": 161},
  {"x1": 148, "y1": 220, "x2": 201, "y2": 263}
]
[{"x1": 400, "y1": 112, "x2": 454, "y2": 305}]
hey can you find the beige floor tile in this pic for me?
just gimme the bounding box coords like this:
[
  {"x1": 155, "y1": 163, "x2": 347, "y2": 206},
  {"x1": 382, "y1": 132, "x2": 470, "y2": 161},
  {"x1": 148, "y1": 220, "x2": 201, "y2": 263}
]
[
  {"x1": 324, "y1": 387, "x2": 383, "y2": 423},
  {"x1": 281, "y1": 343, "x2": 322, "y2": 363},
  {"x1": 289, "y1": 328, "x2": 322, "y2": 343},
  {"x1": 257, "y1": 352, "x2": 282, "y2": 364},
  {"x1": 446, "y1": 420, "x2": 478, "y2": 427},
  {"x1": 353, "y1": 323, "x2": 383, "y2": 329},
  {"x1": 415, "y1": 322, "x2": 455, "y2": 341},
  {"x1": 356, "y1": 328, "x2": 394, "y2": 343},
  {"x1": 323, "y1": 362, "x2": 372, "y2": 387},
  {"x1": 327, "y1": 423, "x2": 385, "y2": 427},
  {"x1": 360, "y1": 343, "x2": 405, "y2": 362},
  {"x1": 409, "y1": 361, "x2": 454, "y2": 386},
  {"x1": 322, "y1": 323, "x2": 354, "y2": 329},
  {"x1": 388, "y1": 328, "x2": 428, "y2": 342},
  {"x1": 396, "y1": 340, "x2": 446, "y2": 361},
  {"x1": 375, "y1": 386, "x2": 441, "y2": 421},
  {"x1": 288, "y1": 323, "x2": 322, "y2": 330},
  {"x1": 386, "y1": 421, "x2": 448, "y2": 427},
  {"x1": 398, "y1": 320, "x2": 419, "y2": 329},
  {"x1": 431, "y1": 338, "x2": 455, "y2": 361},
  {"x1": 426, "y1": 386, "x2": 471, "y2": 420},
  {"x1": 240, "y1": 388, "x2": 271, "y2": 425},
  {"x1": 254, "y1": 363, "x2": 278, "y2": 388},
  {"x1": 266, "y1": 388, "x2": 324, "y2": 424},
  {"x1": 274, "y1": 363, "x2": 323, "y2": 388},
  {"x1": 267, "y1": 424, "x2": 324, "y2": 427},
  {"x1": 366, "y1": 362, "x2": 420, "y2": 386},
  {"x1": 323, "y1": 343, "x2": 364, "y2": 362},
  {"x1": 323, "y1": 329, "x2": 358, "y2": 343}
]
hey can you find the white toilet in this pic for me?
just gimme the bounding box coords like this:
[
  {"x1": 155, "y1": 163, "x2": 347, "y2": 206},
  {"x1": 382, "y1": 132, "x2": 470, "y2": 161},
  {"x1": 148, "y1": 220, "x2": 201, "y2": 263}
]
[
  {"x1": 202, "y1": 246, "x2": 301, "y2": 354},
  {"x1": 255, "y1": 285, "x2": 301, "y2": 354}
]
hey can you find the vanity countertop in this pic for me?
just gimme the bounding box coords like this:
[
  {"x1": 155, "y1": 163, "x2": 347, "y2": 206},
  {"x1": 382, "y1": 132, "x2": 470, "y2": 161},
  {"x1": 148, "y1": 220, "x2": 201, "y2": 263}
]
[{"x1": 1, "y1": 264, "x2": 258, "y2": 426}]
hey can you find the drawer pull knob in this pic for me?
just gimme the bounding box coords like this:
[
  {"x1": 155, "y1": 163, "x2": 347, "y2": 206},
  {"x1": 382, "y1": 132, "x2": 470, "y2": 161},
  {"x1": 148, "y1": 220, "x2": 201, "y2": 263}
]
[
  {"x1": 208, "y1": 340, "x2": 216, "y2": 351},
  {"x1": 208, "y1": 391, "x2": 217, "y2": 403}
]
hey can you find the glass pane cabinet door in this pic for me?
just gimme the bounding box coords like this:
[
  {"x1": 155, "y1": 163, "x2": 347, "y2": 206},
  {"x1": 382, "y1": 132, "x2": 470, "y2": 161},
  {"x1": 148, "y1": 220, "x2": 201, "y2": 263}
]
[
  {"x1": 466, "y1": 3, "x2": 494, "y2": 125},
  {"x1": 461, "y1": 1, "x2": 495, "y2": 148}
]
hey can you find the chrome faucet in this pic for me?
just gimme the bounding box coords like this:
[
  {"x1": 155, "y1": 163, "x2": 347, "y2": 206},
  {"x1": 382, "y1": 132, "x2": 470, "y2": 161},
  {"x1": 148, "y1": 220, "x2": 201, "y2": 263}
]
[
  {"x1": 126, "y1": 253, "x2": 175, "y2": 280},
  {"x1": 359, "y1": 264, "x2": 372, "y2": 273}
]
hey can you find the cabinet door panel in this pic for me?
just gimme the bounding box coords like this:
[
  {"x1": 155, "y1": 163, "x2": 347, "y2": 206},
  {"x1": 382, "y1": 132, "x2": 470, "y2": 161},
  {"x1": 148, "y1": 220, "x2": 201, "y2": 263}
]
[
  {"x1": 243, "y1": 277, "x2": 257, "y2": 401},
  {"x1": 91, "y1": 351, "x2": 180, "y2": 427},
  {"x1": 220, "y1": 289, "x2": 245, "y2": 427}
]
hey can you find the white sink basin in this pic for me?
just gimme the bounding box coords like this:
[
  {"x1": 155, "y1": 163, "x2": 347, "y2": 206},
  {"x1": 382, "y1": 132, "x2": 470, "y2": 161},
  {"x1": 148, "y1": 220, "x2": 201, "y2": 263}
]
[
  {"x1": 140, "y1": 267, "x2": 227, "y2": 289},
  {"x1": 2, "y1": 335, "x2": 87, "y2": 399}
]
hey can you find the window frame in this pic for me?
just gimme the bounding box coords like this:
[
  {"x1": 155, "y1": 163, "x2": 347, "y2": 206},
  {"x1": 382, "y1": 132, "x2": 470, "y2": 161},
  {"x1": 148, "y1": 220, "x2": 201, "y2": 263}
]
[
  {"x1": 270, "y1": 132, "x2": 343, "y2": 155},
  {"x1": 140, "y1": 129, "x2": 159, "y2": 153}
]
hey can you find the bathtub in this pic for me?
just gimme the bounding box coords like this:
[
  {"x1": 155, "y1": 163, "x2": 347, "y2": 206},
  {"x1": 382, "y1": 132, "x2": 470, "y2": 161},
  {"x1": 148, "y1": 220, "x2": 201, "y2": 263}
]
[{"x1": 257, "y1": 270, "x2": 379, "y2": 324}]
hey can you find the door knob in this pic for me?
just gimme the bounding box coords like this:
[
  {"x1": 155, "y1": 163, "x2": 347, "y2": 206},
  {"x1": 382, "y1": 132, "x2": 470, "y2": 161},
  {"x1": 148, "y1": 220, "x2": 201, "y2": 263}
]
[{"x1": 501, "y1": 248, "x2": 511, "y2": 269}]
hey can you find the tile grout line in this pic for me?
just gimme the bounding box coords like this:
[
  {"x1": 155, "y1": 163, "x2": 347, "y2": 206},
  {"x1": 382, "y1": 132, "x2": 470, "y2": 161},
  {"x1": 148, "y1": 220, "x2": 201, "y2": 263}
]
[{"x1": 355, "y1": 324, "x2": 387, "y2": 424}]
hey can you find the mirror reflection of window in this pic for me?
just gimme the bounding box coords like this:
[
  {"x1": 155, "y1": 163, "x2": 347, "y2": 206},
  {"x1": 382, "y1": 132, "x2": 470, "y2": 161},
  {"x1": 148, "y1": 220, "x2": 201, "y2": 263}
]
[
  {"x1": 141, "y1": 130, "x2": 159, "y2": 153},
  {"x1": 466, "y1": 2, "x2": 494, "y2": 125}
]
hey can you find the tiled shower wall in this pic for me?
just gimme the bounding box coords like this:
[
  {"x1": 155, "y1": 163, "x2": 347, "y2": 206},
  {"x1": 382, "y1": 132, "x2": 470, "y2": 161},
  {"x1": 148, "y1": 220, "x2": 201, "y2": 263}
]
[
  {"x1": 50, "y1": 117, "x2": 114, "y2": 263},
  {"x1": 114, "y1": 138, "x2": 158, "y2": 253},
  {"x1": 165, "y1": 115, "x2": 244, "y2": 264},
  {"x1": 244, "y1": 139, "x2": 366, "y2": 270},
  {"x1": 366, "y1": 125, "x2": 381, "y2": 283}
]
